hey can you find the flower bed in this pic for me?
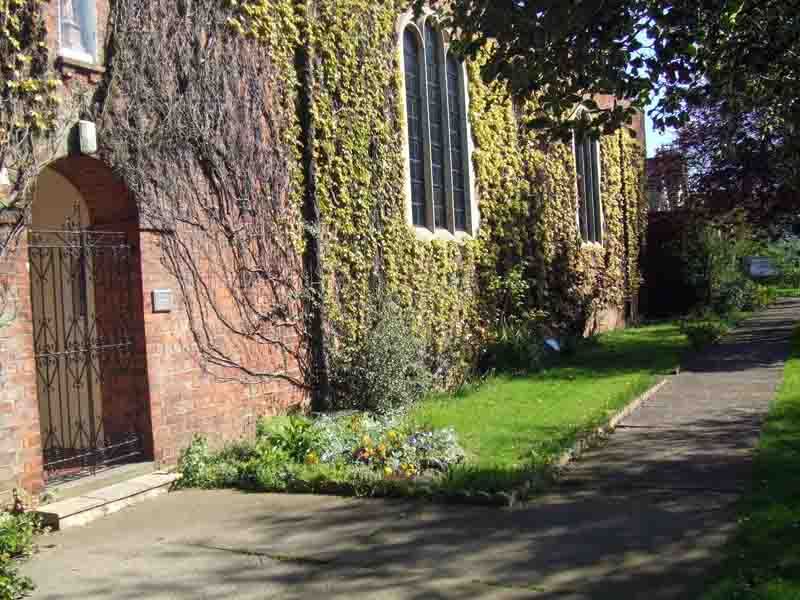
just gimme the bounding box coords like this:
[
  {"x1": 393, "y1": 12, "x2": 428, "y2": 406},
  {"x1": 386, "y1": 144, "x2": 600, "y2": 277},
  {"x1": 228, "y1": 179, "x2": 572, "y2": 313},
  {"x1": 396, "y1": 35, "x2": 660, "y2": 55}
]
[{"x1": 177, "y1": 411, "x2": 467, "y2": 498}]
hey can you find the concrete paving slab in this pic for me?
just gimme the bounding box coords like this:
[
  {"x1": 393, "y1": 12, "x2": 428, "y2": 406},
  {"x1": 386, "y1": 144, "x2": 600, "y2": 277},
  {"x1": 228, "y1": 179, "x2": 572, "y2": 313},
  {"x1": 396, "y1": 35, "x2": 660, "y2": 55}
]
[{"x1": 22, "y1": 299, "x2": 800, "y2": 599}]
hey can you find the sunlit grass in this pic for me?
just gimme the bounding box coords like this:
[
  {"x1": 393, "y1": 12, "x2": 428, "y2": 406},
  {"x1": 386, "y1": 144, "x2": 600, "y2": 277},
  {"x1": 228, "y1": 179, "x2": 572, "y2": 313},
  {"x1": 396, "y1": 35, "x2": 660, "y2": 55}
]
[
  {"x1": 703, "y1": 328, "x2": 800, "y2": 600},
  {"x1": 407, "y1": 323, "x2": 689, "y2": 491}
]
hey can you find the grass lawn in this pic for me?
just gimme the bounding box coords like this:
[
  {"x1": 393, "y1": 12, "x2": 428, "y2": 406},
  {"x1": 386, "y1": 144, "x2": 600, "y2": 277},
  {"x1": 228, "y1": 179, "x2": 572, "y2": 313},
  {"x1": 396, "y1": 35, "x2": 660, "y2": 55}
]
[
  {"x1": 408, "y1": 322, "x2": 689, "y2": 492},
  {"x1": 771, "y1": 286, "x2": 800, "y2": 298},
  {"x1": 177, "y1": 321, "x2": 692, "y2": 500},
  {"x1": 703, "y1": 328, "x2": 800, "y2": 600}
]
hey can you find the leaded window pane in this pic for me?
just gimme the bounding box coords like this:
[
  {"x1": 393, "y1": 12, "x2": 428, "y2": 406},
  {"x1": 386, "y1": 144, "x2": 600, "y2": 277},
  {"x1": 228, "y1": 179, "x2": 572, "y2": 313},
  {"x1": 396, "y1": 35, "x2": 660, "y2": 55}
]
[
  {"x1": 425, "y1": 24, "x2": 447, "y2": 230},
  {"x1": 404, "y1": 29, "x2": 426, "y2": 227},
  {"x1": 61, "y1": 0, "x2": 94, "y2": 59},
  {"x1": 575, "y1": 134, "x2": 602, "y2": 243},
  {"x1": 589, "y1": 139, "x2": 602, "y2": 242},
  {"x1": 576, "y1": 136, "x2": 589, "y2": 240},
  {"x1": 447, "y1": 56, "x2": 468, "y2": 231}
]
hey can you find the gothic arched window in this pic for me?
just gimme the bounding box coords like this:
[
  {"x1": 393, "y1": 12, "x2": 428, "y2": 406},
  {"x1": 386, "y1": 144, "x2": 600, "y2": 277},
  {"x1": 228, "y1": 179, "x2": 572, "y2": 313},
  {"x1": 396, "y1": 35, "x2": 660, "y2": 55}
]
[
  {"x1": 402, "y1": 22, "x2": 474, "y2": 235},
  {"x1": 574, "y1": 133, "x2": 603, "y2": 243},
  {"x1": 403, "y1": 29, "x2": 427, "y2": 227}
]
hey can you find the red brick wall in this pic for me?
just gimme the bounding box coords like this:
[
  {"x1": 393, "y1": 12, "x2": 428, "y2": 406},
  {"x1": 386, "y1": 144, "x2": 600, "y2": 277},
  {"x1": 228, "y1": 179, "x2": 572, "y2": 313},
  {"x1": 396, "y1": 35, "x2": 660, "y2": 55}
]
[
  {"x1": 56, "y1": 156, "x2": 308, "y2": 468},
  {"x1": 138, "y1": 231, "x2": 307, "y2": 465},
  {"x1": 0, "y1": 220, "x2": 43, "y2": 503},
  {"x1": 595, "y1": 94, "x2": 647, "y2": 145},
  {"x1": 0, "y1": 148, "x2": 308, "y2": 497}
]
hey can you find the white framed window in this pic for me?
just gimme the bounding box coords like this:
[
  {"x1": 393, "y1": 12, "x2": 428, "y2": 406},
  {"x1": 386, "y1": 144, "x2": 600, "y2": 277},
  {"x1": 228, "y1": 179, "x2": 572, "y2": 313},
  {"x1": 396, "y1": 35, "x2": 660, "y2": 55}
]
[
  {"x1": 59, "y1": 0, "x2": 97, "y2": 64},
  {"x1": 400, "y1": 16, "x2": 476, "y2": 237},
  {"x1": 574, "y1": 133, "x2": 603, "y2": 244}
]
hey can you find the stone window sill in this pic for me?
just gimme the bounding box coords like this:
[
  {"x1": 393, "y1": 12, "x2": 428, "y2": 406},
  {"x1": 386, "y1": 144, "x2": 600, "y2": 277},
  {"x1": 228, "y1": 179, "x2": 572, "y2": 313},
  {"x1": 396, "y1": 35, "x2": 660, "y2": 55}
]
[
  {"x1": 581, "y1": 240, "x2": 606, "y2": 254},
  {"x1": 56, "y1": 55, "x2": 106, "y2": 77},
  {"x1": 412, "y1": 226, "x2": 474, "y2": 244}
]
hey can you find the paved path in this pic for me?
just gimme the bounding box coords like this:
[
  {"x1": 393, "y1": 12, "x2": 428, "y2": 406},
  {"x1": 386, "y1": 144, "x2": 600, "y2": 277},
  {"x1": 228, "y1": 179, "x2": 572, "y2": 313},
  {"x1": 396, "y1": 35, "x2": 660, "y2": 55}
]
[{"x1": 23, "y1": 299, "x2": 800, "y2": 599}]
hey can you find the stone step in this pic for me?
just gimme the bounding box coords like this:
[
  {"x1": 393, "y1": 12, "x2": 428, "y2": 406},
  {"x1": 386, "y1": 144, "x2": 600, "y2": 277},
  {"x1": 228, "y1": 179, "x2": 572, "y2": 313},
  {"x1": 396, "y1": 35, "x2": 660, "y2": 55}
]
[
  {"x1": 43, "y1": 461, "x2": 158, "y2": 504},
  {"x1": 35, "y1": 470, "x2": 179, "y2": 530}
]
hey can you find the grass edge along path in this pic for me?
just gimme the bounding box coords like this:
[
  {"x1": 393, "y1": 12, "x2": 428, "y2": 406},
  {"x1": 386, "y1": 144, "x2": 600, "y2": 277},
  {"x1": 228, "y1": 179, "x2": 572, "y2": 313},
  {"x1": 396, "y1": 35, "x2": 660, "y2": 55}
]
[
  {"x1": 702, "y1": 327, "x2": 800, "y2": 600},
  {"x1": 407, "y1": 322, "x2": 688, "y2": 494},
  {"x1": 177, "y1": 322, "x2": 689, "y2": 504}
]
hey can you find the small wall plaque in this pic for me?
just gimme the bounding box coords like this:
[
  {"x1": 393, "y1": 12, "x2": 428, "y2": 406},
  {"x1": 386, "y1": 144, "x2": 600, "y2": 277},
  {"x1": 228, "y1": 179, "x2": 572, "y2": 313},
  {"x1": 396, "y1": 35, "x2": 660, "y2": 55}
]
[{"x1": 152, "y1": 289, "x2": 173, "y2": 313}]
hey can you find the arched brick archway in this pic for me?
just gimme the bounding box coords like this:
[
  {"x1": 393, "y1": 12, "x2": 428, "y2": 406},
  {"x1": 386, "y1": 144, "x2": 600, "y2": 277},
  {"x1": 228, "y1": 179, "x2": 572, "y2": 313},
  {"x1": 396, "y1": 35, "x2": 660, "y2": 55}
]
[{"x1": 28, "y1": 156, "x2": 153, "y2": 484}]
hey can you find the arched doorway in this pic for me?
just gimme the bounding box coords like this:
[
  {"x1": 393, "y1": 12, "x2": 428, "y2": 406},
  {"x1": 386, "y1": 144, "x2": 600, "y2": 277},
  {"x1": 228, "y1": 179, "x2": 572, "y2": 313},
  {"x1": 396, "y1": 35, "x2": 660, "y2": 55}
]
[{"x1": 28, "y1": 158, "x2": 152, "y2": 484}]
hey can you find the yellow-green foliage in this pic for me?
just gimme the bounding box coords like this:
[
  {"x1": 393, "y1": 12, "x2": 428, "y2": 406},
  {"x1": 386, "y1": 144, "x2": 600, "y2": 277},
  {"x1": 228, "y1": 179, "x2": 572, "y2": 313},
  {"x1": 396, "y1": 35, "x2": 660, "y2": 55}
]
[
  {"x1": 0, "y1": 0, "x2": 60, "y2": 135},
  {"x1": 306, "y1": 1, "x2": 481, "y2": 382},
  {"x1": 296, "y1": 0, "x2": 646, "y2": 381},
  {"x1": 226, "y1": 0, "x2": 306, "y2": 248},
  {"x1": 114, "y1": 0, "x2": 648, "y2": 385},
  {"x1": 1, "y1": 0, "x2": 62, "y2": 214}
]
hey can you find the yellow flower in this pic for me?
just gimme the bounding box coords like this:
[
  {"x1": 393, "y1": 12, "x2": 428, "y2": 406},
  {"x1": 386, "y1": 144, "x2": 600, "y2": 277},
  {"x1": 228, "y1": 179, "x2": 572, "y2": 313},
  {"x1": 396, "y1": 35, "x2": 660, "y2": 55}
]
[
  {"x1": 304, "y1": 451, "x2": 319, "y2": 465},
  {"x1": 383, "y1": 467, "x2": 393, "y2": 477}
]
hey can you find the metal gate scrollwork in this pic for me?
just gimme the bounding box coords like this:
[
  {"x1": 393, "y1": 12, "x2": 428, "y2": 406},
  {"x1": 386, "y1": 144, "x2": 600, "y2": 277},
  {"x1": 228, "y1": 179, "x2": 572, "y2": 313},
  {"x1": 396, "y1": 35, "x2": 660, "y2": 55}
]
[{"x1": 29, "y1": 224, "x2": 144, "y2": 483}]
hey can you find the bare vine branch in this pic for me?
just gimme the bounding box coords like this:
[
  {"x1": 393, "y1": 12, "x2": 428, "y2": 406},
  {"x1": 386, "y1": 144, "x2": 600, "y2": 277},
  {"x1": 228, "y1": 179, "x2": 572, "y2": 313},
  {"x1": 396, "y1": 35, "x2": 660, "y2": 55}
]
[{"x1": 99, "y1": 0, "x2": 310, "y2": 387}]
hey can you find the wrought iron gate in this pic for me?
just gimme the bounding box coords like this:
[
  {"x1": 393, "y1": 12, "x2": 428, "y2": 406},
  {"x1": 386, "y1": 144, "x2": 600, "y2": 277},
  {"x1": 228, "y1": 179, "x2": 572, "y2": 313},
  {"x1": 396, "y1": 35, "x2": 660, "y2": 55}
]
[{"x1": 29, "y1": 227, "x2": 144, "y2": 483}]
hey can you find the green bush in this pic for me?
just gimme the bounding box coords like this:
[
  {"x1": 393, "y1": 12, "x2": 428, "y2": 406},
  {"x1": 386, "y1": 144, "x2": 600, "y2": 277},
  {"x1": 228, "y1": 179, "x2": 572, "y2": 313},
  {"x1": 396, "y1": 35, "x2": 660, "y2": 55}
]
[
  {"x1": 680, "y1": 318, "x2": 731, "y2": 351},
  {"x1": 256, "y1": 415, "x2": 320, "y2": 463},
  {"x1": 0, "y1": 513, "x2": 38, "y2": 559},
  {"x1": 712, "y1": 279, "x2": 748, "y2": 315},
  {"x1": 0, "y1": 512, "x2": 40, "y2": 600},
  {"x1": 176, "y1": 435, "x2": 216, "y2": 488},
  {"x1": 478, "y1": 317, "x2": 545, "y2": 375},
  {"x1": 711, "y1": 277, "x2": 775, "y2": 316},
  {"x1": 680, "y1": 215, "x2": 760, "y2": 317},
  {"x1": 743, "y1": 283, "x2": 777, "y2": 311},
  {"x1": 329, "y1": 296, "x2": 433, "y2": 413},
  {"x1": 766, "y1": 238, "x2": 800, "y2": 288}
]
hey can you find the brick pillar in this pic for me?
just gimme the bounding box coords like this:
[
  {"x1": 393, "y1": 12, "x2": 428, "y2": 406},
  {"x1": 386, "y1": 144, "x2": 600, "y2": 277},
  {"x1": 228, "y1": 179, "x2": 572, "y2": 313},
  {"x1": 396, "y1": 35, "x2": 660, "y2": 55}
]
[{"x1": 0, "y1": 215, "x2": 44, "y2": 502}]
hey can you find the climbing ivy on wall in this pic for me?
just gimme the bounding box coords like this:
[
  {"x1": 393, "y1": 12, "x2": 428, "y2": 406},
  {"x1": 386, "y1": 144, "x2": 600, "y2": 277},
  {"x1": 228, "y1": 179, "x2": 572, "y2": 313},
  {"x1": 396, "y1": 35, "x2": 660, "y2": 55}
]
[
  {"x1": 305, "y1": 1, "x2": 482, "y2": 383},
  {"x1": 0, "y1": 0, "x2": 67, "y2": 253},
  {"x1": 99, "y1": 0, "x2": 310, "y2": 387},
  {"x1": 97, "y1": 0, "x2": 648, "y2": 389},
  {"x1": 303, "y1": 0, "x2": 648, "y2": 382}
]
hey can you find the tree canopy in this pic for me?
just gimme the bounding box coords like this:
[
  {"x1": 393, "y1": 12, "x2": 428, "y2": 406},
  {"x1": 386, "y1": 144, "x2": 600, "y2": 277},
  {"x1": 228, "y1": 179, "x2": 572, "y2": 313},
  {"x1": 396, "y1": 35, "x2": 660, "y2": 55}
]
[{"x1": 424, "y1": 0, "x2": 800, "y2": 145}]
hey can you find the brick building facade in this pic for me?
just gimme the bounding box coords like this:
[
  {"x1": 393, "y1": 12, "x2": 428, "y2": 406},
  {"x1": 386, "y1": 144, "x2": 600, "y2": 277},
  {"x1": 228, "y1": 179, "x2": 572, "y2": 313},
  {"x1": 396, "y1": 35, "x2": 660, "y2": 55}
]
[
  {"x1": 0, "y1": 0, "x2": 307, "y2": 501},
  {"x1": 0, "y1": 1, "x2": 647, "y2": 500}
]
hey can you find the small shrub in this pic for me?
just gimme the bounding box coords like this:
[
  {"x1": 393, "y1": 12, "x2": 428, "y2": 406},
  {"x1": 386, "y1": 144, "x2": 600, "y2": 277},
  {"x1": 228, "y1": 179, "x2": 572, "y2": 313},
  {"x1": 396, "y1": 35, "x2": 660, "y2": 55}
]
[
  {"x1": 0, "y1": 512, "x2": 41, "y2": 600},
  {"x1": 0, "y1": 513, "x2": 38, "y2": 560},
  {"x1": 751, "y1": 285, "x2": 778, "y2": 310},
  {"x1": 329, "y1": 297, "x2": 433, "y2": 413},
  {"x1": 712, "y1": 278, "x2": 775, "y2": 314},
  {"x1": 478, "y1": 317, "x2": 545, "y2": 375},
  {"x1": 256, "y1": 415, "x2": 319, "y2": 463},
  {"x1": 680, "y1": 318, "x2": 731, "y2": 351},
  {"x1": 176, "y1": 435, "x2": 215, "y2": 488},
  {"x1": 712, "y1": 278, "x2": 748, "y2": 316},
  {"x1": 0, "y1": 561, "x2": 34, "y2": 600}
]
